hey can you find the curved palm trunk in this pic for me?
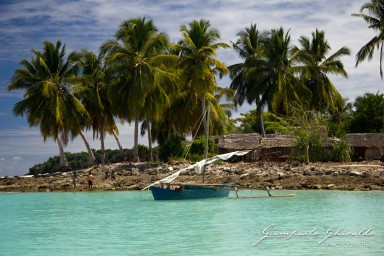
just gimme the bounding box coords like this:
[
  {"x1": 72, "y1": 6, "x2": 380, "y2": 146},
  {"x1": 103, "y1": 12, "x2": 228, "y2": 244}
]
[
  {"x1": 57, "y1": 136, "x2": 69, "y2": 168},
  {"x1": 112, "y1": 130, "x2": 123, "y2": 153},
  {"x1": 100, "y1": 125, "x2": 106, "y2": 167},
  {"x1": 79, "y1": 131, "x2": 97, "y2": 166},
  {"x1": 112, "y1": 130, "x2": 124, "y2": 160},
  {"x1": 256, "y1": 96, "x2": 266, "y2": 137},
  {"x1": 147, "y1": 118, "x2": 153, "y2": 162},
  {"x1": 133, "y1": 117, "x2": 140, "y2": 162},
  {"x1": 258, "y1": 109, "x2": 266, "y2": 137}
]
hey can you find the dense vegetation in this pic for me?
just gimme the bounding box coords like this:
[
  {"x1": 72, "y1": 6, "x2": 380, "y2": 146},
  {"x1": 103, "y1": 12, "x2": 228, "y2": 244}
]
[
  {"x1": 29, "y1": 148, "x2": 142, "y2": 175},
  {"x1": 28, "y1": 138, "x2": 215, "y2": 175},
  {"x1": 235, "y1": 92, "x2": 384, "y2": 136},
  {"x1": 8, "y1": 1, "x2": 384, "y2": 172}
]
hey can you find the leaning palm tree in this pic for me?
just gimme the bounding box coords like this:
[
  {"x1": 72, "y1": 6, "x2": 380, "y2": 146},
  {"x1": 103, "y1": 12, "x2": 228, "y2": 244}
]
[
  {"x1": 173, "y1": 19, "x2": 229, "y2": 159},
  {"x1": 229, "y1": 24, "x2": 269, "y2": 136},
  {"x1": 352, "y1": 0, "x2": 384, "y2": 78},
  {"x1": 101, "y1": 17, "x2": 176, "y2": 162},
  {"x1": 292, "y1": 29, "x2": 350, "y2": 113},
  {"x1": 8, "y1": 41, "x2": 89, "y2": 170}
]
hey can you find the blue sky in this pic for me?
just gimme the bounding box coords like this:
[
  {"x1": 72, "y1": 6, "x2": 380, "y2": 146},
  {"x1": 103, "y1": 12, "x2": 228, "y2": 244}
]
[{"x1": 0, "y1": 0, "x2": 382, "y2": 176}]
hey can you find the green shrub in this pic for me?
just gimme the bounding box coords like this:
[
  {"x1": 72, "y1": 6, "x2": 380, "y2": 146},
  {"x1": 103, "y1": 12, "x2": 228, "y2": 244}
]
[
  {"x1": 332, "y1": 138, "x2": 352, "y2": 162},
  {"x1": 188, "y1": 137, "x2": 214, "y2": 154},
  {"x1": 292, "y1": 132, "x2": 325, "y2": 162},
  {"x1": 185, "y1": 137, "x2": 216, "y2": 161},
  {"x1": 158, "y1": 134, "x2": 186, "y2": 162}
]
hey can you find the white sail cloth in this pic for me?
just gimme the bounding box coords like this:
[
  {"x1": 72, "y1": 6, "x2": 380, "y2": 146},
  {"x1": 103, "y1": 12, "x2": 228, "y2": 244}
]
[{"x1": 142, "y1": 150, "x2": 250, "y2": 190}]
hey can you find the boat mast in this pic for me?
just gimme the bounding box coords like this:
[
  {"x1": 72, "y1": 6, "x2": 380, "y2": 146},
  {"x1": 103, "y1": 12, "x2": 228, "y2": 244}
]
[{"x1": 202, "y1": 97, "x2": 210, "y2": 183}]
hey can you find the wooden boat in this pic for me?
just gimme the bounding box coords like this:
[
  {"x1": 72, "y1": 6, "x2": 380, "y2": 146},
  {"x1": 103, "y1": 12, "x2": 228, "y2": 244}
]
[
  {"x1": 149, "y1": 184, "x2": 232, "y2": 200},
  {"x1": 144, "y1": 109, "x2": 252, "y2": 200},
  {"x1": 142, "y1": 151, "x2": 249, "y2": 200}
]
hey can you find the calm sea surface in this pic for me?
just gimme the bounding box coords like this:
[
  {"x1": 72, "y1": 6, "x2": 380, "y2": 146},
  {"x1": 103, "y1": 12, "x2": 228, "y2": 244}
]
[{"x1": 0, "y1": 190, "x2": 383, "y2": 256}]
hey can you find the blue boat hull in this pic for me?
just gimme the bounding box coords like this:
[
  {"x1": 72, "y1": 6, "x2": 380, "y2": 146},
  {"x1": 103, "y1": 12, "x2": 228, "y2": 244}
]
[{"x1": 149, "y1": 184, "x2": 231, "y2": 200}]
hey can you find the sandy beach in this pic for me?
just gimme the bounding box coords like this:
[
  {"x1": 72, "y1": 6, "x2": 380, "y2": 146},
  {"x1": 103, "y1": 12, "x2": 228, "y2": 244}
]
[{"x1": 1, "y1": 160, "x2": 384, "y2": 192}]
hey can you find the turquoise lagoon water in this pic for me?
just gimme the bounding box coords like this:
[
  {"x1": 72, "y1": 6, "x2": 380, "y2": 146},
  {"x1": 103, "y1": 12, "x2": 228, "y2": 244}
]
[{"x1": 0, "y1": 190, "x2": 383, "y2": 256}]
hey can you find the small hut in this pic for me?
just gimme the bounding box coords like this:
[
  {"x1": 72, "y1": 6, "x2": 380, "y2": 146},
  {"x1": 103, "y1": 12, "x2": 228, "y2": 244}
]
[
  {"x1": 258, "y1": 134, "x2": 294, "y2": 161},
  {"x1": 215, "y1": 133, "x2": 296, "y2": 161},
  {"x1": 214, "y1": 132, "x2": 384, "y2": 162},
  {"x1": 214, "y1": 133, "x2": 261, "y2": 160},
  {"x1": 346, "y1": 133, "x2": 384, "y2": 161}
]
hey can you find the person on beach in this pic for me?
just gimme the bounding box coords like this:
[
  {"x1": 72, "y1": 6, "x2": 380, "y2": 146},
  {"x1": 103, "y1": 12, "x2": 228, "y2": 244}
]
[
  {"x1": 72, "y1": 171, "x2": 77, "y2": 188},
  {"x1": 87, "y1": 172, "x2": 94, "y2": 190}
]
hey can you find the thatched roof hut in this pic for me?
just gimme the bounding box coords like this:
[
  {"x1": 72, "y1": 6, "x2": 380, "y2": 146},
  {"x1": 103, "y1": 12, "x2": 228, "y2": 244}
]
[
  {"x1": 215, "y1": 133, "x2": 295, "y2": 160},
  {"x1": 259, "y1": 134, "x2": 294, "y2": 148},
  {"x1": 214, "y1": 132, "x2": 384, "y2": 161},
  {"x1": 215, "y1": 133, "x2": 261, "y2": 152},
  {"x1": 346, "y1": 133, "x2": 384, "y2": 147},
  {"x1": 346, "y1": 133, "x2": 384, "y2": 160},
  {"x1": 213, "y1": 133, "x2": 260, "y2": 160},
  {"x1": 257, "y1": 135, "x2": 294, "y2": 161}
]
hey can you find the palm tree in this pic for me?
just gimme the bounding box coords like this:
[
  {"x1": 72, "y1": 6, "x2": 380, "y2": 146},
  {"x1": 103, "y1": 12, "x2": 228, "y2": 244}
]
[
  {"x1": 8, "y1": 41, "x2": 89, "y2": 170},
  {"x1": 211, "y1": 86, "x2": 237, "y2": 135},
  {"x1": 327, "y1": 99, "x2": 353, "y2": 137},
  {"x1": 229, "y1": 24, "x2": 269, "y2": 136},
  {"x1": 173, "y1": 19, "x2": 229, "y2": 159},
  {"x1": 245, "y1": 27, "x2": 303, "y2": 117},
  {"x1": 73, "y1": 49, "x2": 120, "y2": 167},
  {"x1": 101, "y1": 17, "x2": 176, "y2": 162},
  {"x1": 292, "y1": 29, "x2": 350, "y2": 112},
  {"x1": 141, "y1": 70, "x2": 178, "y2": 161},
  {"x1": 352, "y1": 0, "x2": 384, "y2": 78}
]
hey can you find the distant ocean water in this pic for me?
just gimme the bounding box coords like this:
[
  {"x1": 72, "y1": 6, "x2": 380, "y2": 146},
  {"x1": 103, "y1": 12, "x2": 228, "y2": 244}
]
[{"x1": 0, "y1": 190, "x2": 383, "y2": 256}]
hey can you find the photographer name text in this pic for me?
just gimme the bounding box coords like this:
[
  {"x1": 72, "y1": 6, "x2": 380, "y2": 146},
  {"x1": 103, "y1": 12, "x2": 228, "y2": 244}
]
[{"x1": 253, "y1": 224, "x2": 374, "y2": 246}]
